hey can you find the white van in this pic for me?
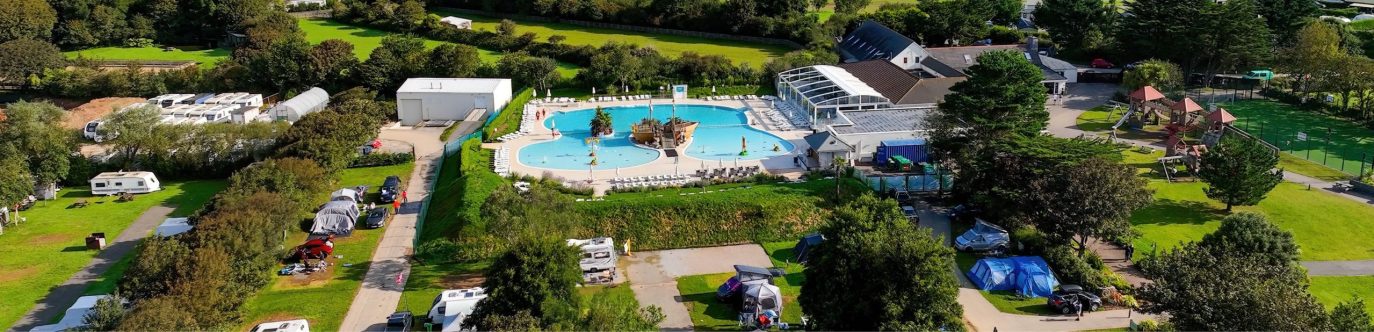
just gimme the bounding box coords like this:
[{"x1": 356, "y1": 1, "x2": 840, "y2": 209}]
[
  {"x1": 89, "y1": 172, "x2": 162, "y2": 195},
  {"x1": 428, "y1": 287, "x2": 486, "y2": 332}
]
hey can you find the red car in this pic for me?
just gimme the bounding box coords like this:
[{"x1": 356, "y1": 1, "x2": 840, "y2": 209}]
[{"x1": 1091, "y1": 58, "x2": 1114, "y2": 69}]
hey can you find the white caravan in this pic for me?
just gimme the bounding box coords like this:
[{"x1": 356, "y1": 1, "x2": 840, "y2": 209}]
[
  {"x1": 89, "y1": 172, "x2": 162, "y2": 195},
  {"x1": 249, "y1": 319, "x2": 310, "y2": 332},
  {"x1": 428, "y1": 287, "x2": 486, "y2": 332}
]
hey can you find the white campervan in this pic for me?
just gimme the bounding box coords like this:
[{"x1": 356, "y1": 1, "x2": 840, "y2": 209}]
[
  {"x1": 428, "y1": 287, "x2": 486, "y2": 332},
  {"x1": 89, "y1": 172, "x2": 162, "y2": 195}
]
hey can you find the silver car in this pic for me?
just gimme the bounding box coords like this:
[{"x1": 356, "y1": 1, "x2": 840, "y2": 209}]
[{"x1": 956, "y1": 219, "x2": 1010, "y2": 252}]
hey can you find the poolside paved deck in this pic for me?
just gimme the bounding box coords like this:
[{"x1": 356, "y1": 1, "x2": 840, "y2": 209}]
[{"x1": 490, "y1": 98, "x2": 814, "y2": 195}]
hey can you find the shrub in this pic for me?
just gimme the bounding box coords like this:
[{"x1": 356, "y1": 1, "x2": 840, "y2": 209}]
[
  {"x1": 482, "y1": 88, "x2": 533, "y2": 142},
  {"x1": 1042, "y1": 246, "x2": 1105, "y2": 289},
  {"x1": 352, "y1": 151, "x2": 414, "y2": 168},
  {"x1": 415, "y1": 238, "x2": 462, "y2": 263}
]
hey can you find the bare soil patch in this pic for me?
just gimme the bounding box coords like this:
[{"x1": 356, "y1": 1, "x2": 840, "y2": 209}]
[
  {"x1": 0, "y1": 265, "x2": 41, "y2": 283},
  {"x1": 437, "y1": 273, "x2": 486, "y2": 289},
  {"x1": 63, "y1": 97, "x2": 144, "y2": 130}
]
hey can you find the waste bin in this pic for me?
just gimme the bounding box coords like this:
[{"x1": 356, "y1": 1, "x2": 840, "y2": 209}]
[{"x1": 85, "y1": 232, "x2": 107, "y2": 250}]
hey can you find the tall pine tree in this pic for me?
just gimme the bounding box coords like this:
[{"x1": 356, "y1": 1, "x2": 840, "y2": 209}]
[
  {"x1": 1198, "y1": 134, "x2": 1283, "y2": 211},
  {"x1": 1035, "y1": 0, "x2": 1115, "y2": 52}
]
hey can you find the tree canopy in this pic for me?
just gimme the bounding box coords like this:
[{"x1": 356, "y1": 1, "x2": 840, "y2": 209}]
[
  {"x1": 1198, "y1": 134, "x2": 1283, "y2": 211},
  {"x1": 1035, "y1": 0, "x2": 1115, "y2": 53},
  {"x1": 799, "y1": 194, "x2": 964, "y2": 331},
  {"x1": 0, "y1": 101, "x2": 74, "y2": 187},
  {"x1": 0, "y1": 39, "x2": 64, "y2": 85},
  {"x1": 1121, "y1": 60, "x2": 1183, "y2": 94},
  {"x1": 931, "y1": 49, "x2": 1048, "y2": 160},
  {"x1": 1033, "y1": 157, "x2": 1153, "y2": 256},
  {"x1": 1197, "y1": 212, "x2": 1299, "y2": 265},
  {"x1": 466, "y1": 236, "x2": 583, "y2": 329},
  {"x1": 0, "y1": 0, "x2": 58, "y2": 43}
]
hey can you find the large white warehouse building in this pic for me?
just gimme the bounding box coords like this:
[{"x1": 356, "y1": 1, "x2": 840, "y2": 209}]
[{"x1": 396, "y1": 78, "x2": 513, "y2": 126}]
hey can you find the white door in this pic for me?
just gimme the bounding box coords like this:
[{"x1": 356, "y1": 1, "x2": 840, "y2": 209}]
[{"x1": 400, "y1": 99, "x2": 422, "y2": 125}]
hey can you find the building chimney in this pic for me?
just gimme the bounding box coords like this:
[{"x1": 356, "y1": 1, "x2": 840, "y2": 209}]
[{"x1": 1028, "y1": 36, "x2": 1039, "y2": 53}]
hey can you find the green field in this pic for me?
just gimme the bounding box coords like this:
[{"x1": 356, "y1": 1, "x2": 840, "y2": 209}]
[
  {"x1": 237, "y1": 163, "x2": 416, "y2": 331},
  {"x1": 0, "y1": 180, "x2": 226, "y2": 329},
  {"x1": 675, "y1": 242, "x2": 804, "y2": 330},
  {"x1": 814, "y1": 0, "x2": 908, "y2": 22},
  {"x1": 1223, "y1": 100, "x2": 1374, "y2": 177},
  {"x1": 298, "y1": 19, "x2": 580, "y2": 77},
  {"x1": 431, "y1": 9, "x2": 793, "y2": 67},
  {"x1": 64, "y1": 47, "x2": 231, "y2": 68},
  {"x1": 1310, "y1": 276, "x2": 1374, "y2": 316},
  {"x1": 63, "y1": 19, "x2": 579, "y2": 77},
  {"x1": 1129, "y1": 175, "x2": 1374, "y2": 262}
]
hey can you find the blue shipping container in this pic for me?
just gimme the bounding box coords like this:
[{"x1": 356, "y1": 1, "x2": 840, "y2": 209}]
[{"x1": 875, "y1": 138, "x2": 928, "y2": 167}]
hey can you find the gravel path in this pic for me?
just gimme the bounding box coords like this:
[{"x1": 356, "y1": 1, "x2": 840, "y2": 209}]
[{"x1": 622, "y1": 244, "x2": 774, "y2": 331}]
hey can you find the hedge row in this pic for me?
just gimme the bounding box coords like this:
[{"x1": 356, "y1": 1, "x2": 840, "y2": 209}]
[{"x1": 481, "y1": 87, "x2": 533, "y2": 142}]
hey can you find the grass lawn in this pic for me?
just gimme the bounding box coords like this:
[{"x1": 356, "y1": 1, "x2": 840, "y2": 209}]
[
  {"x1": 675, "y1": 242, "x2": 804, "y2": 330},
  {"x1": 0, "y1": 180, "x2": 226, "y2": 329},
  {"x1": 64, "y1": 47, "x2": 231, "y2": 68},
  {"x1": 1310, "y1": 276, "x2": 1374, "y2": 316},
  {"x1": 299, "y1": 19, "x2": 580, "y2": 78},
  {"x1": 814, "y1": 0, "x2": 907, "y2": 22},
  {"x1": 1222, "y1": 100, "x2": 1374, "y2": 176},
  {"x1": 430, "y1": 9, "x2": 793, "y2": 67},
  {"x1": 237, "y1": 162, "x2": 417, "y2": 331},
  {"x1": 1131, "y1": 180, "x2": 1374, "y2": 261}
]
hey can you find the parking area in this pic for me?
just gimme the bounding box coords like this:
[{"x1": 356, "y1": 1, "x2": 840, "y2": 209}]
[{"x1": 622, "y1": 244, "x2": 774, "y2": 331}]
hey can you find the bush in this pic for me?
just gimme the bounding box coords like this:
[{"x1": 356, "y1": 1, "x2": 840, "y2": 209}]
[
  {"x1": 352, "y1": 151, "x2": 414, "y2": 168},
  {"x1": 482, "y1": 88, "x2": 532, "y2": 142},
  {"x1": 986, "y1": 26, "x2": 1025, "y2": 45},
  {"x1": 1042, "y1": 246, "x2": 1105, "y2": 289},
  {"x1": 123, "y1": 38, "x2": 154, "y2": 48},
  {"x1": 415, "y1": 238, "x2": 462, "y2": 263},
  {"x1": 1010, "y1": 227, "x2": 1047, "y2": 254}
]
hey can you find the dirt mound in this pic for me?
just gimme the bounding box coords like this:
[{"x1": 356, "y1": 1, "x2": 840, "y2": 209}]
[{"x1": 64, "y1": 97, "x2": 145, "y2": 129}]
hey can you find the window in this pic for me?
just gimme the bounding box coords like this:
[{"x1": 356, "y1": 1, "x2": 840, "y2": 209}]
[
  {"x1": 139, "y1": 181, "x2": 146, "y2": 186},
  {"x1": 114, "y1": 182, "x2": 123, "y2": 187},
  {"x1": 95, "y1": 183, "x2": 107, "y2": 188},
  {"x1": 903, "y1": 57, "x2": 908, "y2": 64}
]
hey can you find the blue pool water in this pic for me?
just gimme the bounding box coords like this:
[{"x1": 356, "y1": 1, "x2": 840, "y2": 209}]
[{"x1": 517, "y1": 104, "x2": 795, "y2": 170}]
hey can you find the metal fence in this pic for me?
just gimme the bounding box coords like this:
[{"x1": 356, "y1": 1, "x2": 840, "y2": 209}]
[
  {"x1": 412, "y1": 131, "x2": 479, "y2": 247},
  {"x1": 1232, "y1": 117, "x2": 1374, "y2": 178},
  {"x1": 853, "y1": 168, "x2": 954, "y2": 193}
]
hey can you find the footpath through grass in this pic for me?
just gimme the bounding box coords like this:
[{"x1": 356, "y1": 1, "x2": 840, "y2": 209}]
[
  {"x1": 1223, "y1": 100, "x2": 1374, "y2": 177},
  {"x1": 0, "y1": 180, "x2": 226, "y2": 329},
  {"x1": 237, "y1": 163, "x2": 416, "y2": 331},
  {"x1": 676, "y1": 242, "x2": 804, "y2": 330},
  {"x1": 430, "y1": 9, "x2": 793, "y2": 67}
]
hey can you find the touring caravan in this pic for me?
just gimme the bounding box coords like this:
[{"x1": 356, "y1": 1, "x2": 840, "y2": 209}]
[
  {"x1": 89, "y1": 172, "x2": 162, "y2": 195},
  {"x1": 249, "y1": 319, "x2": 310, "y2": 332},
  {"x1": 428, "y1": 288, "x2": 486, "y2": 332}
]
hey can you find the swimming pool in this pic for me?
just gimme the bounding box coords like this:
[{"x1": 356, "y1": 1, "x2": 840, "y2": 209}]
[{"x1": 517, "y1": 104, "x2": 795, "y2": 170}]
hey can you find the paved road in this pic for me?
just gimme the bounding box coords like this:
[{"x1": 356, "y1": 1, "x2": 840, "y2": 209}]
[
  {"x1": 337, "y1": 127, "x2": 446, "y2": 332},
  {"x1": 622, "y1": 244, "x2": 774, "y2": 331},
  {"x1": 9, "y1": 205, "x2": 176, "y2": 332},
  {"x1": 914, "y1": 202, "x2": 1154, "y2": 331},
  {"x1": 1303, "y1": 260, "x2": 1374, "y2": 276}
]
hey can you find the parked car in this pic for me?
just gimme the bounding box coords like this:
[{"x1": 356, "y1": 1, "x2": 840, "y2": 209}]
[
  {"x1": 379, "y1": 175, "x2": 401, "y2": 203},
  {"x1": 955, "y1": 219, "x2": 1010, "y2": 252},
  {"x1": 901, "y1": 205, "x2": 918, "y2": 219},
  {"x1": 384, "y1": 311, "x2": 413, "y2": 332},
  {"x1": 365, "y1": 207, "x2": 390, "y2": 228},
  {"x1": 1047, "y1": 284, "x2": 1102, "y2": 314},
  {"x1": 1091, "y1": 58, "x2": 1114, "y2": 69}
]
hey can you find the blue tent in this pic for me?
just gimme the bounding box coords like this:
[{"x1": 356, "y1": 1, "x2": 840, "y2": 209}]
[
  {"x1": 793, "y1": 233, "x2": 824, "y2": 264},
  {"x1": 966, "y1": 256, "x2": 1060, "y2": 298}
]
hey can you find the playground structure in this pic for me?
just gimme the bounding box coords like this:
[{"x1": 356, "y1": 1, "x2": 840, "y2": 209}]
[
  {"x1": 1113, "y1": 85, "x2": 1239, "y2": 181},
  {"x1": 630, "y1": 102, "x2": 699, "y2": 150}
]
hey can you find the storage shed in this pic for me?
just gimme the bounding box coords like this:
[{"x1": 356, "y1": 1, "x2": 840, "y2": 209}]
[
  {"x1": 270, "y1": 87, "x2": 329, "y2": 122},
  {"x1": 396, "y1": 78, "x2": 513, "y2": 126}
]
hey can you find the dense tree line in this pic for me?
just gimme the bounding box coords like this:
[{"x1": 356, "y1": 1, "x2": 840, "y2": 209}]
[
  {"x1": 90, "y1": 105, "x2": 290, "y2": 180},
  {"x1": 840, "y1": 0, "x2": 1023, "y2": 47},
  {"x1": 0, "y1": 101, "x2": 75, "y2": 206},
  {"x1": 2, "y1": 0, "x2": 284, "y2": 50}
]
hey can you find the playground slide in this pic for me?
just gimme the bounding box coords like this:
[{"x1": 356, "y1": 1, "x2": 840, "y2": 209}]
[{"x1": 1111, "y1": 107, "x2": 1135, "y2": 130}]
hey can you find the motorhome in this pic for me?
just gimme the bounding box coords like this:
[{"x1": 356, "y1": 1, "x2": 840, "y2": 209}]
[
  {"x1": 567, "y1": 237, "x2": 617, "y2": 273},
  {"x1": 428, "y1": 287, "x2": 487, "y2": 332},
  {"x1": 84, "y1": 102, "x2": 152, "y2": 142},
  {"x1": 89, "y1": 172, "x2": 162, "y2": 195},
  {"x1": 150, "y1": 94, "x2": 195, "y2": 107}
]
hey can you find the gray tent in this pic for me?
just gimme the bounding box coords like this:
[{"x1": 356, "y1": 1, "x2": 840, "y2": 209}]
[
  {"x1": 311, "y1": 200, "x2": 358, "y2": 235},
  {"x1": 330, "y1": 188, "x2": 360, "y2": 203},
  {"x1": 734, "y1": 265, "x2": 775, "y2": 286},
  {"x1": 740, "y1": 283, "x2": 783, "y2": 328}
]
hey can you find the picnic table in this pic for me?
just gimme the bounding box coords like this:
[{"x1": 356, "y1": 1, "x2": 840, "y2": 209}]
[{"x1": 73, "y1": 199, "x2": 89, "y2": 208}]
